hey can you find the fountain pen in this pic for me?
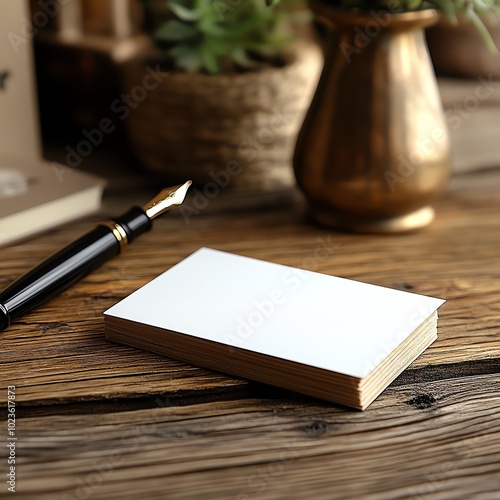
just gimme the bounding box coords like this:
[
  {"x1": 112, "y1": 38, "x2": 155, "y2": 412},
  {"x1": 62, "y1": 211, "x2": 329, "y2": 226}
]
[{"x1": 0, "y1": 181, "x2": 192, "y2": 331}]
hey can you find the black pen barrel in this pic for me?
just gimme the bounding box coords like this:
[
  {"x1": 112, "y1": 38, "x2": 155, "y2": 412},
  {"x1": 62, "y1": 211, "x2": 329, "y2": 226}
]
[
  {"x1": 0, "y1": 206, "x2": 152, "y2": 331},
  {"x1": 0, "y1": 226, "x2": 119, "y2": 330}
]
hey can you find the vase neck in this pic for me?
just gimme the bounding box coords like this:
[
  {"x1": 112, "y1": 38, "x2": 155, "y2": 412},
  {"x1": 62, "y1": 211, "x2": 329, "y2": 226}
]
[{"x1": 309, "y1": 2, "x2": 440, "y2": 32}]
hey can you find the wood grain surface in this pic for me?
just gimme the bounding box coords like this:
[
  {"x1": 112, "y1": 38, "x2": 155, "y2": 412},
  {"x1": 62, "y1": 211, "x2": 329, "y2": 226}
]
[
  {"x1": 14, "y1": 374, "x2": 500, "y2": 500},
  {"x1": 1, "y1": 165, "x2": 499, "y2": 499}
]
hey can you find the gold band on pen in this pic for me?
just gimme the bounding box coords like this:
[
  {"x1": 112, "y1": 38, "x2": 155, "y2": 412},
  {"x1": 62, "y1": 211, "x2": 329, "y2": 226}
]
[{"x1": 99, "y1": 220, "x2": 129, "y2": 252}]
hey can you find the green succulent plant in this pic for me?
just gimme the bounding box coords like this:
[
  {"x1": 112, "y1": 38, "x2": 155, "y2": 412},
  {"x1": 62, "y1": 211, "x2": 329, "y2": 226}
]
[{"x1": 142, "y1": 0, "x2": 300, "y2": 74}]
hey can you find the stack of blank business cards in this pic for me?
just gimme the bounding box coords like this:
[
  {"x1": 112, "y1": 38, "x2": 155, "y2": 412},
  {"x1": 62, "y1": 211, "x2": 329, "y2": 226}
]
[{"x1": 104, "y1": 248, "x2": 445, "y2": 410}]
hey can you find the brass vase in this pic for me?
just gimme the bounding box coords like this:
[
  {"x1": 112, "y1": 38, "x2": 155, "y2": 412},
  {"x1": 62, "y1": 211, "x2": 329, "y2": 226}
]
[{"x1": 294, "y1": 4, "x2": 451, "y2": 232}]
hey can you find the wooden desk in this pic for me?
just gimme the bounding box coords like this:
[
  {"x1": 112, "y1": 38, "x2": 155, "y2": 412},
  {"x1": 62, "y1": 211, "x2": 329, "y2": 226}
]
[{"x1": 1, "y1": 166, "x2": 499, "y2": 499}]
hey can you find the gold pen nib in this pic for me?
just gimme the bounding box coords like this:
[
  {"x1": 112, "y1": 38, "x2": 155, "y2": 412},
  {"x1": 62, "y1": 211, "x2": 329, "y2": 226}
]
[{"x1": 143, "y1": 180, "x2": 192, "y2": 220}]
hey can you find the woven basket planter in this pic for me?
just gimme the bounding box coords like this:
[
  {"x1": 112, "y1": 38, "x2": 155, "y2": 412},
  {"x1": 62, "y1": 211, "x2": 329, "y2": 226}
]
[{"x1": 119, "y1": 42, "x2": 322, "y2": 191}]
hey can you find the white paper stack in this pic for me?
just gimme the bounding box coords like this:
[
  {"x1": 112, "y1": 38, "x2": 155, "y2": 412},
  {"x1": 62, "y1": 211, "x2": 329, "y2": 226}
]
[{"x1": 104, "y1": 248, "x2": 445, "y2": 410}]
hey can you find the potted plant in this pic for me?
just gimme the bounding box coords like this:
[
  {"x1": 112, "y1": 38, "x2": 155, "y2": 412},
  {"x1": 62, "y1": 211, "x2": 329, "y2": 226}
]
[
  {"x1": 288, "y1": 0, "x2": 499, "y2": 232},
  {"x1": 118, "y1": 0, "x2": 322, "y2": 192}
]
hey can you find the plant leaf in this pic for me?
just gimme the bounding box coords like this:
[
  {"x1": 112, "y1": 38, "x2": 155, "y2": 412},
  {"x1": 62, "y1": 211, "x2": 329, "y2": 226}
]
[
  {"x1": 231, "y1": 48, "x2": 258, "y2": 68},
  {"x1": 154, "y1": 20, "x2": 199, "y2": 42},
  {"x1": 168, "y1": 44, "x2": 203, "y2": 72},
  {"x1": 167, "y1": 2, "x2": 202, "y2": 22},
  {"x1": 467, "y1": 8, "x2": 499, "y2": 52}
]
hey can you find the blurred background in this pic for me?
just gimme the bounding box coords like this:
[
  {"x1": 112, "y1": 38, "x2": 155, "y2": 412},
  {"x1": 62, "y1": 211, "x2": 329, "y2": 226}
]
[
  {"x1": 6, "y1": 0, "x2": 500, "y2": 200},
  {"x1": 30, "y1": 0, "x2": 148, "y2": 188}
]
